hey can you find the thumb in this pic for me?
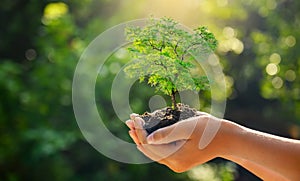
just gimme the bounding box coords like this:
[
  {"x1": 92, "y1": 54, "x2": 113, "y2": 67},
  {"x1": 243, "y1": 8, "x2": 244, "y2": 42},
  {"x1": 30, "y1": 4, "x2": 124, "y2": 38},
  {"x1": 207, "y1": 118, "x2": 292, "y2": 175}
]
[{"x1": 146, "y1": 117, "x2": 199, "y2": 144}]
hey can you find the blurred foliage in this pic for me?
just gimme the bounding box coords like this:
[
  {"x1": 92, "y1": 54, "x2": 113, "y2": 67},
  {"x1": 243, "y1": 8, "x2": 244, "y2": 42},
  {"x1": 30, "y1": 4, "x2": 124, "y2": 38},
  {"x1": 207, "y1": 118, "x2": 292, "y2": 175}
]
[
  {"x1": 187, "y1": 162, "x2": 237, "y2": 181},
  {"x1": 1, "y1": 0, "x2": 300, "y2": 180}
]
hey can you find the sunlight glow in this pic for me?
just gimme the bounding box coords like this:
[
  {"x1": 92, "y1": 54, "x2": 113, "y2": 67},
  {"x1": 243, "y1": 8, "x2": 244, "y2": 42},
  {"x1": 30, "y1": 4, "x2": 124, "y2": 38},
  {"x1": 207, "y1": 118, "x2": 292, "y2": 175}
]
[
  {"x1": 219, "y1": 26, "x2": 244, "y2": 54},
  {"x1": 269, "y1": 53, "x2": 281, "y2": 64},
  {"x1": 272, "y1": 76, "x2": 283, "y2": 89},
  {"x1": 285, "y1": 35, "x2": 296, "y2": 47},
  {"x1": 223, "y1": 27, "x2": 235, "y2": 39},
  {"x1": 188, "y1": 164, "x2": 218, "y2": 181},
  {"x1": 217, "y1": 0, "x2": 228, "y2": 7},
  {"x1": 219, "y1": 38, "x2": 244, "y2": 54},
  {"x1": 43, "y1": 2, "x2": 68, "y2": 24},
  {"x1": 266, "y1": 63, "x2": 278, "y2": 75},
  {"x1": 285, "y1": 70, "x2": 296, "y2": 82},
  {"x1": 266, "y1": 0, "x2": 277, "y2": 10}
]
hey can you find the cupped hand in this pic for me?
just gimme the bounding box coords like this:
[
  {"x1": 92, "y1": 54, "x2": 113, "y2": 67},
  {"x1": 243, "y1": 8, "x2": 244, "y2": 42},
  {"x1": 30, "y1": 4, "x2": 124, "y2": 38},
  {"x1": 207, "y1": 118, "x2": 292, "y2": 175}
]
[{"x1": 125, "y1": 112, "x2": 225, "y2": 173}]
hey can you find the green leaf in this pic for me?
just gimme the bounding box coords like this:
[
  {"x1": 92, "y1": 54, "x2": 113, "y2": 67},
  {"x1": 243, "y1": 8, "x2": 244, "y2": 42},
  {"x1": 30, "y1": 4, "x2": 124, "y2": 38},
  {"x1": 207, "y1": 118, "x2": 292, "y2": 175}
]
[{"x1": 124, "y1": 17, "x2": 217, "y2": 105}]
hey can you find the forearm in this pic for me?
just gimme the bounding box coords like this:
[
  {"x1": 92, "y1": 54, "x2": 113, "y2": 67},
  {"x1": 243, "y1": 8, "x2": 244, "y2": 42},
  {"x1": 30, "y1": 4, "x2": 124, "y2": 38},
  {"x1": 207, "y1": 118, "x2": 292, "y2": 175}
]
[
  {"x1": 226, "y1": 155, "x2": 289, "y2": 181},
  {"x1": 219, "y1": 120, "x2": 300, "y2": 180}
]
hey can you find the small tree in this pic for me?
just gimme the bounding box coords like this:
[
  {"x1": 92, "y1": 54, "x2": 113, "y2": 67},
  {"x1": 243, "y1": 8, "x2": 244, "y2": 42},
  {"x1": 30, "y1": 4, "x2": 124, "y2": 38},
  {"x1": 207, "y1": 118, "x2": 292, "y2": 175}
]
[{"x1": 124, "y1": 17, "x2": 217, "y2": 109}]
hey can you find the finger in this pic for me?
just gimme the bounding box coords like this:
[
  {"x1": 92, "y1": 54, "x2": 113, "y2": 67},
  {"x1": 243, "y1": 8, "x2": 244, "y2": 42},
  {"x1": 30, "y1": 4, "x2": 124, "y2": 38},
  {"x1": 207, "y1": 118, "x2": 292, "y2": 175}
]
[
  {"x1": 147, "y1": 117, "x2": 199, "y2": 144},
  {"x1": 130, "y1": 113, "x2": 139, "y2": 120},
  {"x1": 125, "y1": 119, "x2": 135, "y2": 130},
  {"x1": 134, "y1": 117, "x2": 148, "y2": 144},
  {"x1": 137, "y1": 140, "x2": 186, "y2": 161},
  {"x1": 147, "y1": 140, "x2": 186, "y2": 159},
  {"x1": 129, "y1": 130, "x2": 141, "y2": 145},
  {"x1": 137, "y1": 144, "x2": 163, "y2": 162}
]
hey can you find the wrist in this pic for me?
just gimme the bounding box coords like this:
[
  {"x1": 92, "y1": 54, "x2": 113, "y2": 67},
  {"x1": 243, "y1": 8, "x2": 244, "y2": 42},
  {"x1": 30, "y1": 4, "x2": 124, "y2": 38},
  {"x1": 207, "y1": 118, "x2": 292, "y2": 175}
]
[{"x1": 214, "y1": 119, "x2": 243, "y2": 159}]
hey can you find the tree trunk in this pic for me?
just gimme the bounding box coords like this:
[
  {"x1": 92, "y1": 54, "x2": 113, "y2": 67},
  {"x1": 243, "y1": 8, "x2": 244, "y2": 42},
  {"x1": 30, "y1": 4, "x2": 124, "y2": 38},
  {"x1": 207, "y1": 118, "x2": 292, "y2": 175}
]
[{"x1": 171, "y1": 90, "x2": 177, "y2": 110}]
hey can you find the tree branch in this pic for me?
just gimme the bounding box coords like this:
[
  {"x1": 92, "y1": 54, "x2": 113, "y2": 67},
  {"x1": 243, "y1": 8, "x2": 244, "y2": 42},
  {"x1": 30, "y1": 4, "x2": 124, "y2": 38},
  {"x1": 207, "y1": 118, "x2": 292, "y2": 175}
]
[
  {"x1": 181, "y1": 42, "x2": 204, "y2": 61},
  {"x1": 154, "y1": 60, "x2": 168, "y2": 71},
  {"x1": 149, "y1": 40, "x2": 162, "y2": 51},
  {"x1": 173, "y1": 41, "x2": 180, "y2": 59}
]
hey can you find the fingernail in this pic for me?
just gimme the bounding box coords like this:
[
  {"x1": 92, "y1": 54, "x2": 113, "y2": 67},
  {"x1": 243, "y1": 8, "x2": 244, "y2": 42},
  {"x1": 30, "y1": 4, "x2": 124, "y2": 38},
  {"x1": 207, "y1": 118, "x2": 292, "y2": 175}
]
[
  {"x1": 128, "y1": 130, "x2": 134, "y2": 137},
  {"x1": 125, "y1": 120, "x2": 134, "y2": 129},
  {"x1": 125, "y1": 120, "x2": 131, "y2": 126},
  {"x1": 130, "y1": 113, "x2": 139, "y2": 120}
]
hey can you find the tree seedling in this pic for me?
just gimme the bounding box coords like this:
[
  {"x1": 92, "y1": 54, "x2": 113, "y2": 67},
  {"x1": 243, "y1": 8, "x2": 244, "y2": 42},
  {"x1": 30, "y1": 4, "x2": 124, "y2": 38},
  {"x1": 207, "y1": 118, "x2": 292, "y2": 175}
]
[{"x1": 124, "y1": 17, "x2": 218, "y2": 133}]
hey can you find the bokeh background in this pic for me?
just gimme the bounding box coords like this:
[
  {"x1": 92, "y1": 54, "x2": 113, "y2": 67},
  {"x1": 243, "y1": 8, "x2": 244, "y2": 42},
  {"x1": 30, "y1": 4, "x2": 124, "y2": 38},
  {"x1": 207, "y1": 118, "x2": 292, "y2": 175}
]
[{"x1": 1, "y1": 0, "x2": 300, "y2": 180}]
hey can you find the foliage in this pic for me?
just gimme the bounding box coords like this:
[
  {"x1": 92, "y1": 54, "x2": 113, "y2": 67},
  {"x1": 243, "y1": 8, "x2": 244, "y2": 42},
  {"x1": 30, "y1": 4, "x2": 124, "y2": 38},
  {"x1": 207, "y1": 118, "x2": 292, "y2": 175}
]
[
  {"x1": 248, "y1": 0, "x2": 300, "y2": 121},
  {"x1": 187, "y1": 162, "x2": 237, "y2": 181},
  {"x1": 124, "y1": 17, "x2": 217, "y2": 108}
]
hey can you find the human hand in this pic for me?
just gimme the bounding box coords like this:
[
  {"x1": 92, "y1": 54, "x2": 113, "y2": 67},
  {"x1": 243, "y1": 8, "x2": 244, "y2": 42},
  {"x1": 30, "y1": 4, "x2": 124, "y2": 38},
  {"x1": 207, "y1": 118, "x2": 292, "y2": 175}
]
[
  {"x1": 126, "y1": 112, "x2": 300, "y2": 180},
  {"x1": 125, "y1": 112, "x2": 226, "y2": 172}
]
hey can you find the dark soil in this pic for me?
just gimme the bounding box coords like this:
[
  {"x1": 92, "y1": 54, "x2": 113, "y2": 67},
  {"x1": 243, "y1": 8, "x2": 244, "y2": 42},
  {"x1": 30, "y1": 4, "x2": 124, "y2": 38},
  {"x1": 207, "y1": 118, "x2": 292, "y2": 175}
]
[{"x1": 140, "y1": 103, "x2": 200, "y2": 134}]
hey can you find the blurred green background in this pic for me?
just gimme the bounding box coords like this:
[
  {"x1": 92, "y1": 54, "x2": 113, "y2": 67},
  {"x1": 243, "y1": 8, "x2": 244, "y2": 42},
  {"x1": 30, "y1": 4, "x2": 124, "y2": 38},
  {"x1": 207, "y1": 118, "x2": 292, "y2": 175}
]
[{"x1": 1, "y1": 0, "x2": 300, "y2": 180}]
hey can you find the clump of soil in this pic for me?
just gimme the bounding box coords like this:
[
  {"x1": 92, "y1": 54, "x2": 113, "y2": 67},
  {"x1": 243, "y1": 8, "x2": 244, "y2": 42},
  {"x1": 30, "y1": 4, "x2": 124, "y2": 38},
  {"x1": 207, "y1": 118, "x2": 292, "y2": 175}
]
[{"x1": 140, "y1": 103, "x2": 200, "y2": 134}]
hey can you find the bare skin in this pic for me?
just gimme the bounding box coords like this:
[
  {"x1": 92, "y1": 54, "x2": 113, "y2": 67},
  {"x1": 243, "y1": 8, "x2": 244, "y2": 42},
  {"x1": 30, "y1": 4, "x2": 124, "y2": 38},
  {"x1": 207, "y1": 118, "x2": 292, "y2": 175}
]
[{"x1": 126, "y1": 112, "x2": 300, "y2": 181}]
